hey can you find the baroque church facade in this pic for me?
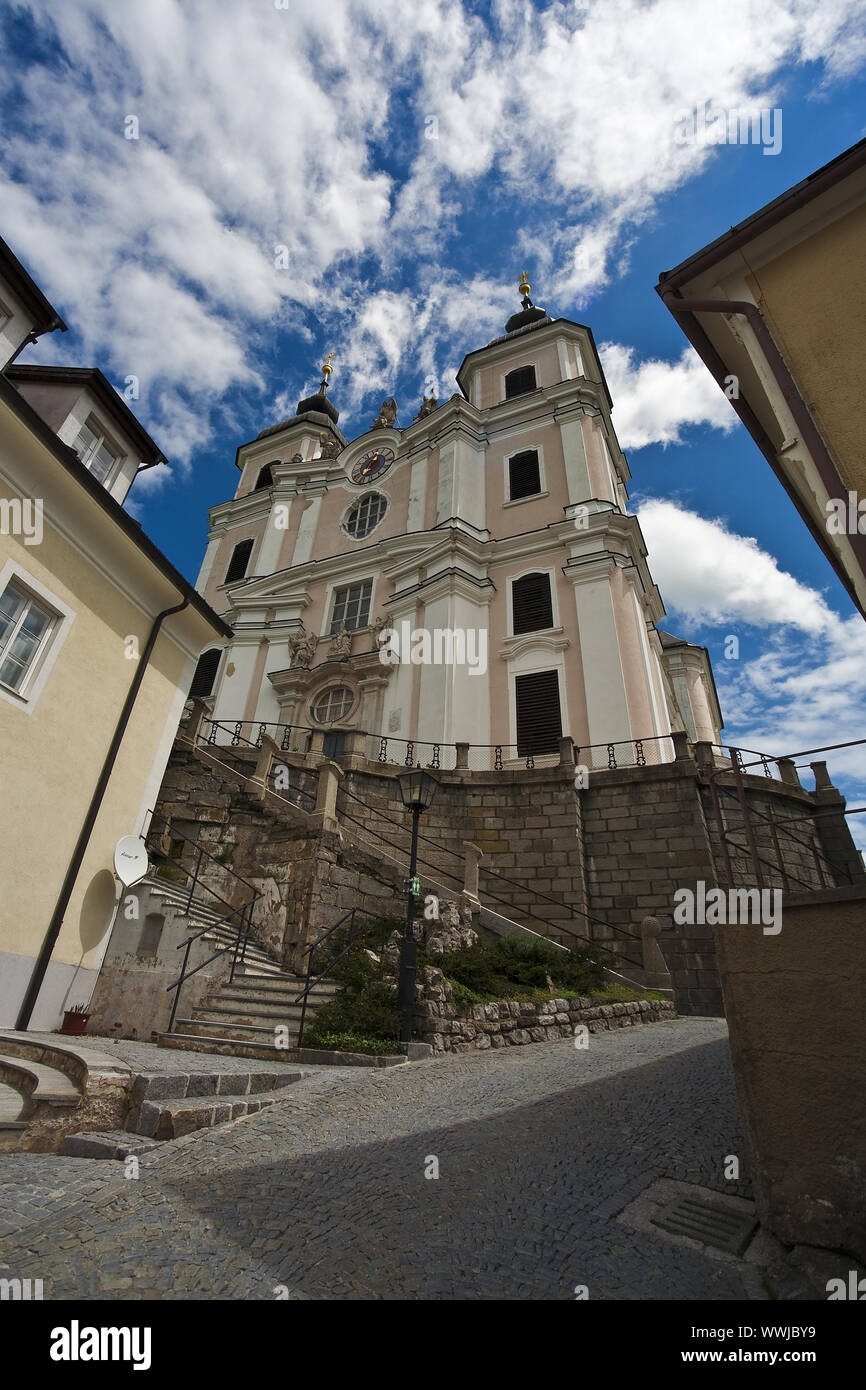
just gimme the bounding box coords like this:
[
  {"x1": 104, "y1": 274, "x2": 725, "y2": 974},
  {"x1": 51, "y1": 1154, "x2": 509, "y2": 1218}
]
[{"x1": 193, "y1": 279, "x2": 722, "y2": 765}]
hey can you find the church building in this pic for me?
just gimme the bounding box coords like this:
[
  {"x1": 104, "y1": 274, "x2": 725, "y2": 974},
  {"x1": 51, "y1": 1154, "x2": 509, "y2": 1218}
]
[{"x1": 193, "y1": 277, "x2": 722, "y2": 765}]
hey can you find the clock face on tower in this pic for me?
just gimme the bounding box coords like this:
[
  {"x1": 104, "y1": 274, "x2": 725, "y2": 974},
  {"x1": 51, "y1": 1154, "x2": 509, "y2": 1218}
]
[{"x1": 350, "y1": 448, "x2": 394, "y2": 484}]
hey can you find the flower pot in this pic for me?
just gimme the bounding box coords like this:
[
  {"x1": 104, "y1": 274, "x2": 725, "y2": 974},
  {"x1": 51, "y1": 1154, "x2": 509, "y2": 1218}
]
[{"x1": 60, "y1": 1011, "x2": 90, "y2": 1036}]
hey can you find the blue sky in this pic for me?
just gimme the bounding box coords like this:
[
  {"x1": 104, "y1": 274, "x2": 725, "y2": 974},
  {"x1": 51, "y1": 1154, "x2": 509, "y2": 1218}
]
[{"x1": 2, "y1": 0, "x2": 866, "y2": 839}]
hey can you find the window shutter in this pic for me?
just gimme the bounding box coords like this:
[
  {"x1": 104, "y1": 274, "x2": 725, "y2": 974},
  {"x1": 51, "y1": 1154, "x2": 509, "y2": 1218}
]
[
  {"x1": 225, "y1": 539, "x2": 253, "y2": 583},
  {"x1": 189, "y1": 648, "x2": 221, "y2": 697},
  {"x1": 504, "y1": 365, "x2": 537, "y2": 399},
  {"x1": 508, "y1": 450, "x2": 541, "y2": 500},
  {"x1": 512, "y1": 573, "x2": 553, "y2": 634},
  {"x1": 515, "y1": 670, "x2": 562, "y2": 756}
]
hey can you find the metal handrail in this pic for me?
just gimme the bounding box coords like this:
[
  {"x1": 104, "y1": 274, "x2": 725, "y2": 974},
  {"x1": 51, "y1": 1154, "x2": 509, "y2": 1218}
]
[
  {"x1": 294, "y1": 906, "x2": 390, "y2": 1049},
  {"x1": 145, "y1": 807, "x2": 261, "y2": 898},
  {"x1": 165, "y1": 899, "x2": 254, "y2": 1033},
  {"x1": 147, "y1": 808, "x2": 261, "y2": 1033},
  {"x1": 200, "y1": 721, "x2": 318, "y2": 807},
  {"x1": 335, "y1": 779, "x2": 643, "y2": 965},
  {"x1": 706, "y1": 740, "x2": 862, "y2": 891}
]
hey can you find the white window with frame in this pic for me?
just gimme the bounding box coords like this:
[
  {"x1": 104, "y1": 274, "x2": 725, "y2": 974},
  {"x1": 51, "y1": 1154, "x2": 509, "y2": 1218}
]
[
  {"x1": 330, "y1": 579, "x2": 372, "y2": 633},
  {"x1": 0, "y1": 577, "x2": 57, "y2": 695},
  {"x1": 311, "y1": 685, "x2": 355, "y2": 724},
  {"x1": 343, "y1": 493, "x2": 387, "y2": 539},
  {"x1": 72, "y1": 415, "x2": 121, "y2": 485}
]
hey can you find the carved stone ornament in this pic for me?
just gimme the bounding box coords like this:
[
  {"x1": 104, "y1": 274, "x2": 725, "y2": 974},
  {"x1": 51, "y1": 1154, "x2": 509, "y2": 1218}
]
[{"x1": 371, "y1": 397, "x2": 397, "y2": 429}]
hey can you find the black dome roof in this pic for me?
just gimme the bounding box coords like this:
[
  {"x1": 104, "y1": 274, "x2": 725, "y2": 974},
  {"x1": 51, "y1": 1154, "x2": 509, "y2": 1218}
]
[
  {"x1": 505, "y1": 304, "x2": 549, "y2": 334},
  {"x1": 296, "y1": 388, "x2": 339, "y2": 424}
]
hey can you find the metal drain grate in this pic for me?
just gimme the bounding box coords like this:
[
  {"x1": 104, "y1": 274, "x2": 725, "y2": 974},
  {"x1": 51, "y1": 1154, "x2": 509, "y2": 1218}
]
[{"x1": 651, "y1": 1193, "x2": 757, "y2": 1255}]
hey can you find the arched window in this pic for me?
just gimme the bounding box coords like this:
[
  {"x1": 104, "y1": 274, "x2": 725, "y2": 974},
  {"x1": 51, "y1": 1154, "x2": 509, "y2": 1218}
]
[
  {"x1": 504, "y1": 365, "x2": 537, "y2": 400},
  {"x1": 254, "y1": 463, "x2": 275, "y2": 491},
  {"x1": 189, "y1": 648, "x2": 222, "y2": 698}
]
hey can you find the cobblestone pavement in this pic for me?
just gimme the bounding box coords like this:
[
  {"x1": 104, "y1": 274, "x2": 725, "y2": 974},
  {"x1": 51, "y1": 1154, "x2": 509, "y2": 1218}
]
[{"x1": 0, "y1": 1019, "x2": 766, "y2": 1300}]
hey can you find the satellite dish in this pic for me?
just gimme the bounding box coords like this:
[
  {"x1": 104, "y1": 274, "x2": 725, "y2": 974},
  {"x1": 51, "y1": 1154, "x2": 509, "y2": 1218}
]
[{"x1": 114, "y1": 835, "x2": 149, "y2": 887}]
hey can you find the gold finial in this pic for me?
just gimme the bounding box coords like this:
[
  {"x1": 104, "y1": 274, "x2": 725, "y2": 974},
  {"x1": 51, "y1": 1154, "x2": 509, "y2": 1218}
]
[
  {"x1": 518, "y1": 271, "x2": 531, "y2": 299},
  {"x1": 321, "y1": 351, "x2": 335, "y2": 379}
]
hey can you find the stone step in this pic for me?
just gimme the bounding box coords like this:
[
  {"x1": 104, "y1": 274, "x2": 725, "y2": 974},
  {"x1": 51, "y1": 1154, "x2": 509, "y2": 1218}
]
[
  {"x1": 0, "y1": 1078, "x2": 26, "y2": 1125},
  {"x1": 174, "y1": 1017, "x2": 298, "y2": 1042},
  {"x1": 221, "y1": 976, "x2": 338, "y2": 996},
  {"x1": 207, "y1": 985, "x2": 336, "y2": 1008},
  {"x1": 130, "y1": 1068, "x2": 302, "y2": 1103},
  {"x1": 0, "y1": 1052, "x2": 82, "y2": 1110},
  {"x1": 234, "y1": 959, "x2": 296, "y2": 978},
  {"x1": 60, "y1": 1130, "x2": 162, "y2": 1160},
  {"x1": 133, "y1": 1084, "x2": 303, "y2": 1140},
  {"x1": 192, "y1": 1004, "x2": 315, "y2": 1028},
  {"x1": 158, "y1": 1032, "x2": 299, "y2": 1062}
]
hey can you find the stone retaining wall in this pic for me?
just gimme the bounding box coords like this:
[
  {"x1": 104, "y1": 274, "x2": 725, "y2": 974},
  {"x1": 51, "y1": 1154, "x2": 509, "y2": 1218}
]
[{"x1": 413, "y1": 979, "x2": 676, "y2": 1054}]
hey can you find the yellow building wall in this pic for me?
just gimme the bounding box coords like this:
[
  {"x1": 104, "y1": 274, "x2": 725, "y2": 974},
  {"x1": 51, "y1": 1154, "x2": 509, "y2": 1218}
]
[
  {"x1": 746, "y1": 200, "x2": 866, "y2": 496},
  {"x1": 0, "y1": 477, "x2": 191, "y2": 1024}
]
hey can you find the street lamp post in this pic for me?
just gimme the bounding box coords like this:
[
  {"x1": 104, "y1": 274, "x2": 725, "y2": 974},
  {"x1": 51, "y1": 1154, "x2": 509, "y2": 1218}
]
[{"x1": 395, "y1": 765, "x2": 439, "y2": 1047}]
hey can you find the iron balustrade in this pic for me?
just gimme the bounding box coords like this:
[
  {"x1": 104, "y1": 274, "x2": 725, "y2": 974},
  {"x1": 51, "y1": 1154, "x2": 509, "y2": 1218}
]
[
  {"x1": 198, "y1": 718, "x2": 685, "y2": 774},
  {"x1": 199, "y1": 719, "x2": 318, "y2": 809},
  {"x1": 704, "y1": 739, "x2": 865, "y2": 892}
]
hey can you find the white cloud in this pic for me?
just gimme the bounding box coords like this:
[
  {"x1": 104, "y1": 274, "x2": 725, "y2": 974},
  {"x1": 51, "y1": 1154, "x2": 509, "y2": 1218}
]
[
  {"x1": 636, "y1": 498, "x2": 839, "y2": 635},
  {"x1": 1, "y1": 0, "x2": 864, "y2": 469},
  {"x1": 600, "y1": 343, "x2": 739, "y2": 449},
  {"x1": 635, "y1": 497, "x2": 866, "y2": 849}
]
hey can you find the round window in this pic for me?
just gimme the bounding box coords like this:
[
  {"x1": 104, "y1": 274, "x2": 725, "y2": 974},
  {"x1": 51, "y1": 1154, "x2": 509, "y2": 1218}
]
[
  {"x1": 311, "y1": 685, "x2": 354, "y2": 724},
  {"x1": 344, "y1": 492, "x2": 387, "y2": 539}
]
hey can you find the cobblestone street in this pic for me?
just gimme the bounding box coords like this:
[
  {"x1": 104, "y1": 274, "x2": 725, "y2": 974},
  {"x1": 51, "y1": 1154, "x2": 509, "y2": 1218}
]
[{"x1": 0, "y1": 1019, "x2": 769, "y2": 1300}]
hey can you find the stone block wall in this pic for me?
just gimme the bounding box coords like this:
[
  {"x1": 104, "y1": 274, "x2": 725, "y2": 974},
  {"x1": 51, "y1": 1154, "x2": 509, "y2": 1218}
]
[
  {"x1": 413, "y1": 986, "x2": 676, "y2": 1054},
  {"x1": 99, "y1": 732, "x2": 860, "y2": 1037},
  {"x1": 336, "y1": 762, "x2": 588, "y2": 943}
]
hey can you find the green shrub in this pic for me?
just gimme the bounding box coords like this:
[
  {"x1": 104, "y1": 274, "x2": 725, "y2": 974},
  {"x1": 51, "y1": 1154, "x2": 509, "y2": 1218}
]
[
  {"x1": 302, "y1": 1031, "x2": 399, "y2": 1056},
  {"x1": 435, "y1": 932, "x2": 603, "y2": 1000},
  {"x1": 306, "y1": 980, "x2": 400, "y2": 1041}
]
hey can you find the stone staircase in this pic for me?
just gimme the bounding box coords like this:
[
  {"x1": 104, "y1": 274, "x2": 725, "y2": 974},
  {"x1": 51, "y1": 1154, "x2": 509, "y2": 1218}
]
[
  {"x1": 0, "y1": 1030, "x2": 309, "y2": 1156},
  {"x1": 0, "y1": 1033, "x2": 128, "y2": 1153},
  {"x1": 159, "y1": 912, "x2": 341, "y2": 1061}
]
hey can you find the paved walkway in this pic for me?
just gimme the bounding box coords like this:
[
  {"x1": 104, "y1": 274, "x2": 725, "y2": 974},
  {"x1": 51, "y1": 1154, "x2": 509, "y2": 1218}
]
[{"x1": 0, "y1": 1018, "x2": 766, "y2": 1299}]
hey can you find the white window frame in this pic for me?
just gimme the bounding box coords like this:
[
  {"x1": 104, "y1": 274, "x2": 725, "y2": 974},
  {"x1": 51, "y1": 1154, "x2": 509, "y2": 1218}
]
[
  {"x1": 310, "y1": 683, "x2": 357, "y2": 725},
  {"x1": 342, "y1": 491, "x2": 389, "y2": 540},
  {"x1": 72, "y1": 414, "x2": 124, "y2": 488},
  {"x1": 503, "y1": 443, "x2": 547, "y2": 505},
  {"x1": 0, "y1": 561, "x2": 75, "y2": 713},
  {"x1": 499, "y1": 362, "x2": 539, "y2": 403},
  {"x1": 328, "y1": 577, "x2": 374, "y2": 634},
  {"x1": 506, "y1": 565, "x2": 559, "y2": 637},
  {"x1": 507, "y1": 650, "x2": 569, "y2": 753}
]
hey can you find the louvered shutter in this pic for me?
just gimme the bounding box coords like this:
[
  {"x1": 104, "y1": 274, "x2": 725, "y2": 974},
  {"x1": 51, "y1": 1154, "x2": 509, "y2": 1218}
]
[
  {"x1": 189, "y1": 649, "x2": 222, "y2": 698},
  {"x1": 504, "y1": 365, "x2": 537, "y2": 399},
  {"x1": 508, "y1": 450, "x2": 541, "y2": 500},
  {"x1": 225, "y1": 539, "x2": 253, "y2": 582},
  {"x1": 512, "y1": 573, "x2": 553, "y2": 633},
  {"x1": 515, "y1": 670, "x2": 562, "y2": 756}
]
